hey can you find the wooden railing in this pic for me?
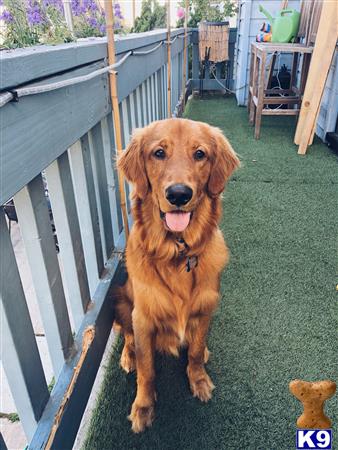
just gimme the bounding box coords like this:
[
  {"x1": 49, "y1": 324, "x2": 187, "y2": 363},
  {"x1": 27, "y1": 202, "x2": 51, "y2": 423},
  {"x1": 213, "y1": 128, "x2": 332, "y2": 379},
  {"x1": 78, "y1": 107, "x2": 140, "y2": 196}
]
[{"x1": 0, "y1": 27, "x2": 236, "y2": 449}]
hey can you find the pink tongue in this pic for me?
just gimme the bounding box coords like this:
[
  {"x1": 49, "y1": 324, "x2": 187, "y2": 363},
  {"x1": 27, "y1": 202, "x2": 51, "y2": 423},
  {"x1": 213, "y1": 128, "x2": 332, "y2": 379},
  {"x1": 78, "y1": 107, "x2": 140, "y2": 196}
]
[{"x1": 165, "y1": 212, "x2": 191, "y2": 232}]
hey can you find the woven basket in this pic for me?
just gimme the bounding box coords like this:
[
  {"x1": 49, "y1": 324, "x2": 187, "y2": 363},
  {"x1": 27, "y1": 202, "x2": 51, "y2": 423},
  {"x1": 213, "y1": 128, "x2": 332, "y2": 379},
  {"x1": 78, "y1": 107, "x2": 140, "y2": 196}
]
[{"x1": 198, "y1": 21, "x2": 229, "y2": 63}]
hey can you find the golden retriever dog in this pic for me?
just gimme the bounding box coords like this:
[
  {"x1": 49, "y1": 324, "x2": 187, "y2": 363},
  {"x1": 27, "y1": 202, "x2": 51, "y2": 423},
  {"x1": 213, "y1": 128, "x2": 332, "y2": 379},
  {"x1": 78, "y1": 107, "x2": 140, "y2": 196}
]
[{"x1": 114, "y1": 118, "x2": 240, "y2": 433}]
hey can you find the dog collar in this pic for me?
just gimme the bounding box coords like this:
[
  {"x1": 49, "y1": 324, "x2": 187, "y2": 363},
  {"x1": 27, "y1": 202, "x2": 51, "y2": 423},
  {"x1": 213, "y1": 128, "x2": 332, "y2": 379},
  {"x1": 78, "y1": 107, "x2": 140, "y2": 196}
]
[{"x1": 176, "y1": 238, "x2": 199, "y2": 272}]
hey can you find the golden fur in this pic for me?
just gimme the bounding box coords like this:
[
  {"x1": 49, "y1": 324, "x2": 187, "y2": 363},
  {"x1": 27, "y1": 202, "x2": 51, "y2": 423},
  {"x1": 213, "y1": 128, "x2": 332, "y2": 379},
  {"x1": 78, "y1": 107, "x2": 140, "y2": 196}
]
[{"x1": 114, "y1": 118, "x2": 240, "y2": 433}]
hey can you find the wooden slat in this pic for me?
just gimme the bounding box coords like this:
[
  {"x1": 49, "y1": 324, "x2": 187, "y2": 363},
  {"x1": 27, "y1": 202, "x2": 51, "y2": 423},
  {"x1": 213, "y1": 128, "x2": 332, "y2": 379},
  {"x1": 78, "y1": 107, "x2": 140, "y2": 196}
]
[
  {"x1": 163, "y1": 64, "x2": 168, "y2": 118},
  {"x1": 154, "y1": 72, "x2": 159, "y2": 120},
  {"x1": 100, "y1": 116, "x2": 120, "y2": 244},
  {"x1": 151, "y1": 74, "x2": 156, "y2": 121},
  {"x1": 68, "y1": 141, "x2": 100, "y2": 296},
  {"x1": 118, "y1": 102, "x2": 131, "y2": 211},
  {"x1": 121, "y1": 99, "x2": 130, "y2": 145},
  {"x1": 135, "y1": 86, "x2": 142, "y2": 127},
  {"x1": 262, "y1": 108, "x2": 300, "y2": 115},
  {"x1": 13, "y1": 175, "x2": 73, "y2": 376},
  {"x1": 0, "y1": 61, "x2": 110, "y2": 206},
  {"x1": 129, "y1": 92, "x2": 137, "y2": 131},
  {"x1": 106, "y1": 114, "x2": 123, "y2": 233},
  {"x1": 87, "y1": 130, "x2": 109, "y2": 263},
  {"x1": 156, "y1": 69, "x2": 163, "y2": 120},
  {"x1": 80, "y1": 134, "x2": 105, "y2": 276},
  {"x1": 141, "y1": 81, "x2": 147, "y2": 126},
  {"x1": 91, "y1": 121, "x2": 115, "y2": 258},
  {"x1": 0, "y1": 208, "x2": 49, "y2": 440},
  {"x1": 1, "y1": 28, "x2": 187, "y2": 90},
  {"x1": 45, "y1": 152, "x2": 90, "y2": 329},
  {"x1": 147, "y1": 77, "x2": 153, "y2": 122},
  {"x1": 30, "y1": 233, "x2": 127, "y2": 450},
  {"x1": 295, "y1": 0, "x2": 338, "y2": 154}
]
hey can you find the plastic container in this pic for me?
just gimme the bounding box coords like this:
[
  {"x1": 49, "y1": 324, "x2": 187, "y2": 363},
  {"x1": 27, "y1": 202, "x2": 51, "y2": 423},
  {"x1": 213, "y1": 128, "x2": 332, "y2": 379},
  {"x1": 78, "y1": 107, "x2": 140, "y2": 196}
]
[{"x1": 259, "y1": 5, "x2": 300, "y2": 43}]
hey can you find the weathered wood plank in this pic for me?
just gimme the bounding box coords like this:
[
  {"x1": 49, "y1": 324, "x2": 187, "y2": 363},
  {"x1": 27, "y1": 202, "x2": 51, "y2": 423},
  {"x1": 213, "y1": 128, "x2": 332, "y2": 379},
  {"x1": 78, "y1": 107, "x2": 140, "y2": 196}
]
[
  {"x1": 89, "y1": 122, "x2": 115, "y2": 259},
  {"x1": 129, "y1": 92, "x2": 137, "y2": 131},
  {"x1": 135, "y1": 86, "x2": 142, "y2": 127},
  {"x1": 45, "y1": 152, "x2": 90, "y2": 329},
  {"x1": 29, "y1": 233, "x2": 127, "y2": 450},
  {"x1": 0, "y1": 208, "x2": 49, "y2": 441},
  {"x1": 1, "y1": 28, "x2": 186, "y2": 90},
  {"x1": 157, "y1": 69, "x2": 163, "y2": 120},
  {"x1": 100, "y1": 116, "x2": 120, "y2": 244},
  {"x1": 80, "y1": 134, "x2": 105, "y2": 275},
  {"x1": 141, "y1": 80, "x2": 149, "y2": 125},
  {"x1": 68, "y1": 141, "x2": 100, "y2": 296},
  {"x1": 147, "y1": 77, "x2": 153, "y2": 122},
  {"x1": 87, "y1": 130, "x2": 107, "y2": 263},
  {"x1": 0, "y1": 61, "x2": 110, "y2": 205},
  {"x1": 13, "y1": 175, "x2": 73, "y2": 376},
  {"x1": 106, "y1": 114, "x2": 123, "y2": 233}
]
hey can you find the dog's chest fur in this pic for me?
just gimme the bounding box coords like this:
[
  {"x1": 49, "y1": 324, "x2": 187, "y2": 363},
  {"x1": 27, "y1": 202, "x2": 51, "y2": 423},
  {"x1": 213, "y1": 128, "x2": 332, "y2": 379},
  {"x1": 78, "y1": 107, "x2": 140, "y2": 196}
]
[{"x1": 147, "y1": 258, "x2": 207, "y2": 354}]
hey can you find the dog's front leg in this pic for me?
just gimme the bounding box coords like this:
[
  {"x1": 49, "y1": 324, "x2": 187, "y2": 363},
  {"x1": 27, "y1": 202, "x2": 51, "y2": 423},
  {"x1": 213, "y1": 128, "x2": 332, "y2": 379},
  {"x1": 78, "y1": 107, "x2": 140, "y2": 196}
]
[
  {"x1": 187, "y1": 314, "x2": 215, "y2": 402},
  {"x1": 128, "y1": 308, "x2": 156, "y2": 433}
]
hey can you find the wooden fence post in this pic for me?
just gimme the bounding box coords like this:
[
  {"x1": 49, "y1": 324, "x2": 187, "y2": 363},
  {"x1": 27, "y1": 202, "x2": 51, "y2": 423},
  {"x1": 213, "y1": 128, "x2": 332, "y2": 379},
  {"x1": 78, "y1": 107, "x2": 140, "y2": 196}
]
[
  {"x1": 105, "y1": 0, "x2": 129, "y2": 238},
  {"x1": 294, "y1": 0, "x2": 338, "y2": 155},
  {"x1": 167, "y1": 0, "x2": 171, "y2": 117},
  {"x1": 182, "y1": 0, "x2": 189, "y2": 109}
]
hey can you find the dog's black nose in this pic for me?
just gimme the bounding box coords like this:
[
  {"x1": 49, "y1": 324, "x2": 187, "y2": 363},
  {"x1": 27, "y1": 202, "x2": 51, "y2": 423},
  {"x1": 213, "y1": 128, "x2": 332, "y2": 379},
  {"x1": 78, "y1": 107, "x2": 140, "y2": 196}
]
[{"x1": 165, "y1": 184, "x2": 193, "y2": 207}]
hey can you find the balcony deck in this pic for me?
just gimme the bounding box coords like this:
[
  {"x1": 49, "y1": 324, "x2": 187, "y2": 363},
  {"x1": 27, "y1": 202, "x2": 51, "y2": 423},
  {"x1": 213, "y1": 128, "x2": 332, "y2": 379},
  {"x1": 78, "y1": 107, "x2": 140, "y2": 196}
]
[{"x1": 83, "y1": 96, "x2": 337, "y2": 450}]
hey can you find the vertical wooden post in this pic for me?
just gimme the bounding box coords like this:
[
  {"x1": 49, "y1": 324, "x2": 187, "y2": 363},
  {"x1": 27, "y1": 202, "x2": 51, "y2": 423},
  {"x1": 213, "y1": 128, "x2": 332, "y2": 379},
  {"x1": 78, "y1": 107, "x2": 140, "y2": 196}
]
[
  {"x1": 132, "y1": 0, "x2": 136, "y2": 27},
  {"x1": 181, "y1": 0, "x2": 189, "y2": 109},
  {"x1": 294, "y1": 0, "x2": 337, "y2": 155},
  {"x1": 105, "y1": 0, "x2": 129, "y2": 239},
  {"x1": 167, "y1": 0, "x2": 171, "y2": 117}
]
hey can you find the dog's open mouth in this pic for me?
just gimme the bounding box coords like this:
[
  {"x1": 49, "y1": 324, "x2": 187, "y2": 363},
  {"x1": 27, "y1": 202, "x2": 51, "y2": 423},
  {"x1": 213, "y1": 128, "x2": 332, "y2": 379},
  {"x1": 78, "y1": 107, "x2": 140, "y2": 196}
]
[{"x1": 160, "y1": 210, "x2": 192, "y2": 232}]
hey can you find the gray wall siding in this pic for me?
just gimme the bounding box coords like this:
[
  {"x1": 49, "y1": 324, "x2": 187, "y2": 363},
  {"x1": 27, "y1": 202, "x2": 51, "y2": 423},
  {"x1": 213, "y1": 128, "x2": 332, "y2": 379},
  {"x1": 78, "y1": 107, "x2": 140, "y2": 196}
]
[{"x1": 316, "y1": 50, "x2": 338, "y2": 141}]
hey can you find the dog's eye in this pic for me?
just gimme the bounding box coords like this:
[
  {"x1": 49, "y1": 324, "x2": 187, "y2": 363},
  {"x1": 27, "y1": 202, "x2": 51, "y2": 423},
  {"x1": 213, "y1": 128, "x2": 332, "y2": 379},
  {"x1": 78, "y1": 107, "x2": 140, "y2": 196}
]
[
  {"x1": 194, "y1": 149, "x2": 206, "y2": 161},
  {"x1": 153, "y1": 148, "x2": 166, "y2": 160}
]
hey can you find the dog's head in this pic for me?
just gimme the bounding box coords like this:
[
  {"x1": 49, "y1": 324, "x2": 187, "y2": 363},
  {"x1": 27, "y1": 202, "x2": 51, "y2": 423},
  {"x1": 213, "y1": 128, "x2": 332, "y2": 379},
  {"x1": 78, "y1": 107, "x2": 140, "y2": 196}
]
[{"x1": 118, "y1": 118, "x2": 240, "y2": 233}]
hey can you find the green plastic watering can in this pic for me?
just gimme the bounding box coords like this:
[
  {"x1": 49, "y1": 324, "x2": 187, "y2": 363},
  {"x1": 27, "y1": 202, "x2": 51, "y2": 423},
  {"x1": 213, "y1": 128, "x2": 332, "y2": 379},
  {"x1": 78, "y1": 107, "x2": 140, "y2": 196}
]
[{"x1": 259, "y1": 4, "x2": 300, "y2": 43}]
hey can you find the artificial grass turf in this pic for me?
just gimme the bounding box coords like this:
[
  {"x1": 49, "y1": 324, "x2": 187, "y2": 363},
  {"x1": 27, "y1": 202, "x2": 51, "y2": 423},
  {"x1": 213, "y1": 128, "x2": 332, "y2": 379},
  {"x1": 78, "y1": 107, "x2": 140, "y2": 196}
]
[{"x1": 83, "y1": 96, "x2": 337, "y2": 450}]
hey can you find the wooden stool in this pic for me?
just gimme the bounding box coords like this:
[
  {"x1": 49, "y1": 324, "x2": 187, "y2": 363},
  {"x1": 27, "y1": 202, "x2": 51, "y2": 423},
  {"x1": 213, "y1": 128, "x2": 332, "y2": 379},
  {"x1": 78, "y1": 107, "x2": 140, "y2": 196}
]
[{"x1": 248, "y1": 42, "x2": 313, "y2": 139}]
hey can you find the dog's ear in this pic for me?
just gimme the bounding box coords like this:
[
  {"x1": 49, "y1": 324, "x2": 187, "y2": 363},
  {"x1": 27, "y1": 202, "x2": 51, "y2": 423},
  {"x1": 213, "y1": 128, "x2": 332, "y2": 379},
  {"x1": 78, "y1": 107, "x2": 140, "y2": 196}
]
[
  {"x1": 208, "y1": 127, "x2": 240, "y2": 197},
  {"x1": 118, "y1": 129, "x2": 149, "y2": 200}
]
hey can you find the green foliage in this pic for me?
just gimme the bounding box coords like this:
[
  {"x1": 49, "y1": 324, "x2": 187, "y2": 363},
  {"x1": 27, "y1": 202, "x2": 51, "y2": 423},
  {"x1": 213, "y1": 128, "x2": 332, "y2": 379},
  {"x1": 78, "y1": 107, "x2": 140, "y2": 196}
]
[
  {"x1": 0, "y1": 0, "x2": 72, "y2": 48},
  {"x1": 132, "y1": 0, "x2": 166, "y2": 33},
  {"x1": 0, "y1": 412, "x2": 20, "y2": 422},
  {"x1": 48, "y1": 376, "x2": 55, "y2": 393},
  {"x1": 177, "y1": 0, "x2": 237, "y2": 28},
  {"x1": 0, "y1": 0, "x2": 124, "y2": 49}
]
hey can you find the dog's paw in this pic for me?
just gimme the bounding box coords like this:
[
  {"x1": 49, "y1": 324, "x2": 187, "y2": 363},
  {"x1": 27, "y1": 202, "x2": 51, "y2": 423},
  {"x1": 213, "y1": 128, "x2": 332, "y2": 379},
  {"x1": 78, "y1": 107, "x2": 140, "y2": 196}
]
[
  {"x1": 120, "y1": 346, "x2": 136, "y2": 373},
  {"x1": 187, "y1": 367, "x2": 215, "y2": 402},
  {"x1": 128, "y1": 400, "x2": 155, "y2": 433}
]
